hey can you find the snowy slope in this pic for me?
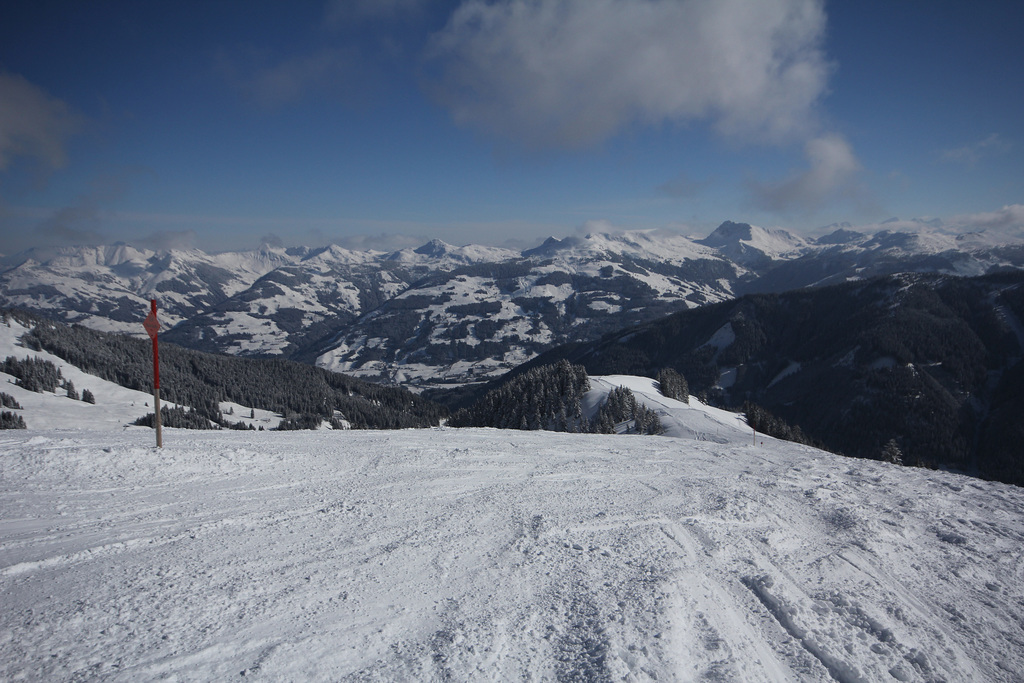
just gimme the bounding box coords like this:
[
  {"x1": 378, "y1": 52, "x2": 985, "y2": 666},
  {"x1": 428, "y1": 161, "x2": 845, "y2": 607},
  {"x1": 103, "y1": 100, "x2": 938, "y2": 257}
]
[
  {"x1": 2, "y1": 386, "x2": 1023, "y2": 679},
  {"x1": 525, "y1": 230, "x2": 719, "y2": 264},
  {"x1": 0, "y1": 318, "x2": 159, "y2": 430},
  {"x1": 587, "y1": 375, "x2": 753, "y2": 442},
  {"x1": 811, "y1": 228, "x2": 1024, "y2": 279},
  {"x1": 162, "y1": 258, "x2": 412, "y2": 357}
]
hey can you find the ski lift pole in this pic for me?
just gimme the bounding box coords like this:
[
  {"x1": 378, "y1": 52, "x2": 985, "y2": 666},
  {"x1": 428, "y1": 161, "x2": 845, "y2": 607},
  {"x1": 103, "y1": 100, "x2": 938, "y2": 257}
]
[{"x1": 143, "y1": 299, "x2": 162, "y2": 448}]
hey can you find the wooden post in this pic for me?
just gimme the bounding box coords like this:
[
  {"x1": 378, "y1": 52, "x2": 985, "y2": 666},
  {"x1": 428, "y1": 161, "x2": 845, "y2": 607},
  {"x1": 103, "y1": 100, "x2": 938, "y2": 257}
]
[
  {"x1": 153, "y1": 371, "x2": 162, "y2": 449},
  {"x1": 144, "y1": 300, "x2": 162, "y2": 448}
]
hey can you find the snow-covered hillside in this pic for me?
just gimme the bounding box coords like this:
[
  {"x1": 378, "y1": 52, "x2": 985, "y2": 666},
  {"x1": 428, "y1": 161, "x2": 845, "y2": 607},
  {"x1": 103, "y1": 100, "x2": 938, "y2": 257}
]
[
  {"x1": 2, "y1": 376, "x2": 1022, "y2": 680},
  {"x1": 313, "y1": 232, "x2": 738, "y2": 385},
  {"x1": 0, "y1": 244, "x2": 293, "y2": 334}
]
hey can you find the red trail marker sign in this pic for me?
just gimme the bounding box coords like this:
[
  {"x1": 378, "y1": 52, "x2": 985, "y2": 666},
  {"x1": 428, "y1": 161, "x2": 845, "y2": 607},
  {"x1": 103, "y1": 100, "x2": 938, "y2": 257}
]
[{"x1": 144, "y1": 300, "x2": 162, "y2": 448}]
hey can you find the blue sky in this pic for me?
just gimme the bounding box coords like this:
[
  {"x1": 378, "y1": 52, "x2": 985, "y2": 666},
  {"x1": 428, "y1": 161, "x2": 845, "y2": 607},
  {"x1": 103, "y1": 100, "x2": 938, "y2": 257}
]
[{"x1": 1, "y1": 0, "x2": 1022, "y2": 254}]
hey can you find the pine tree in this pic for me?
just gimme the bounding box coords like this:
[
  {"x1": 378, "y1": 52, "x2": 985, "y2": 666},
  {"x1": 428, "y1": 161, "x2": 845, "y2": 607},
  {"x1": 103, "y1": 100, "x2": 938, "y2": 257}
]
[
  {"x1": 0, "y1": 410, "x2": 26, "y2": 429},
  {"x1": 881, "y1": 438, "x2": 904, "y2": 465},
  {"x1": 657, "y1": 368, "x2": 689, "y2": 403},
  {"x1": 81, "y1": 388, "x2": 95, "y2": 404},
  {"x1": 591, "y1": 386, "x2": 662, "y2": 435},
  {"x1": 3, "y1": 356, "x2": 62, "y2": 393}
]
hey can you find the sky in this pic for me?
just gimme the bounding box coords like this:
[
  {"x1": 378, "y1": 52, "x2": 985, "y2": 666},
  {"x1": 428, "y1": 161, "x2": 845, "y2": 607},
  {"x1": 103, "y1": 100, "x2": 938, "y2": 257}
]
[{"x1": 1, "y1": 0, "x2": 1023, "y2": 255}]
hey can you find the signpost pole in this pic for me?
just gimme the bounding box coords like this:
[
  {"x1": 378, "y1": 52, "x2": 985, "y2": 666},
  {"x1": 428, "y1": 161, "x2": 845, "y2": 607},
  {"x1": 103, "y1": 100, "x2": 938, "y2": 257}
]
[{"x1": 144, "y1": 300, "x2": 162, "y2": 448}]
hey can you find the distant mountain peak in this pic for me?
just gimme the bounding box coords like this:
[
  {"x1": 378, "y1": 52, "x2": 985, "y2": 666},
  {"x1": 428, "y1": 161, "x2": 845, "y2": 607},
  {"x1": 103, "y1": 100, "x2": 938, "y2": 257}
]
[
  {"x1": 696, "y1": 221, "x2": 805, "y2": 267},
  {"x1": 816, "y1": 228, "x2": 865, "y2": 245},
  {"x1": 521, "y1": 236, "x2": 565, "y2": 258},
  {"x1": 699, "y1": 221, "x2": 755, "y2": 248},
  {"x1": 413, "y1": 239, "x2": 453, "y2": 257},
  {"x1": 300, "y1": 244, "x2": 376, "y2": 266}
]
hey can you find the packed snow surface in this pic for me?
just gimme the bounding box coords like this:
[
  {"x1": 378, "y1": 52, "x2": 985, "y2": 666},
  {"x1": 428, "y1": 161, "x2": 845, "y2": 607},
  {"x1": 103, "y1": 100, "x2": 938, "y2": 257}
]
[{"x1": 3, "y1": 422, "x2": 1024, "y2": 680}]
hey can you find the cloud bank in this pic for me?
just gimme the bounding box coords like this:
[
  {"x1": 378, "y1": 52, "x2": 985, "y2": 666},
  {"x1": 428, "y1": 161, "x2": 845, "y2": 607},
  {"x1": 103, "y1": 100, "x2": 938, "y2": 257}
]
[
  {"x1": 0, "y1": 71, "x2": 80, "y2": 171},
  {"x1": 424, "y1": 0, "x2": 830, "y2": 149},
  {"x1": 749, "y1": 134, "x2": 862, "y2": 213},
  {"x1": 953, "y1": 204, "x2": 1024, "y2": 232},
  {"x1": 32, "y1": 199, "x2": 108, "y2": 247},
  {"x1": 135, "y1": 230, "x2": 200, "y2": 251}
]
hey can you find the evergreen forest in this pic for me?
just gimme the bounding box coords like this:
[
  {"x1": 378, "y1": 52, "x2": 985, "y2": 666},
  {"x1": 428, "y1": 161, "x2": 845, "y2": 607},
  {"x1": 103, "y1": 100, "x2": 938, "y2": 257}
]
[
  {"x1": 449, "y1": 360, "x2": 662, "y2": 435},
  {"x1": 3, "y1": 309, "x2": 446, "y2": 430}
]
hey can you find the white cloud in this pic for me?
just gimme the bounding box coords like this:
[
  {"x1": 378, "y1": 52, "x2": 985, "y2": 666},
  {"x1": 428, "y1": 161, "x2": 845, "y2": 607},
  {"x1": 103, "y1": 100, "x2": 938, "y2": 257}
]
[
  {"x1": 0, "y1": 71, "x2": 80, "y2": 171},
  {"x1": 24, "y1": 170, "x2": 142, "y2": 249},
  {"x1": 576, "y1": 219, "x2": 619, "y2": 235},
  {"x1": 830, "y1": 205, "x2": 1024, "y2": 243},
  {"x1": 748, "y1": 134, "x2": 862, "y2": 213},
  {"x1": 951, "y1": 204, "x2": 1024, "y2": 232},
  {"x1": 32, "y1": 199, "x2": 108, "y2": 247},
  {"x1": 941, "y1": 133, "x2": 1012, "y2": 168},
  {"x1": 423, "y1": 0, "x2": 830, "y2": 149}
]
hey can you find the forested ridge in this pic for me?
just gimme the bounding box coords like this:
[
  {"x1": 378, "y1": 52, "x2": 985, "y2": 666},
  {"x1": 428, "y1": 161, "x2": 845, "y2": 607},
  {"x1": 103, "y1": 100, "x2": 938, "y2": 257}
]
[
  {"x1": 449, "y1": 360, "x2": 662, "y2": 435},
  {"x1": 3, "y1": 309, "x2": 446, "y2": 430},
  {"x1": 522, "y1": 272, "x2": 1024, "y2": 486}
]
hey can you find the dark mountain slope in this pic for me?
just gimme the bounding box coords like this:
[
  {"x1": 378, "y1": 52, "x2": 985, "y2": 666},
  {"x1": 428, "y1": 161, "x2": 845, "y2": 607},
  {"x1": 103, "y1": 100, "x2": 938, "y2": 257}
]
[{"x1": 526, "y1": 272, "x2": 1024, "y2": 485}]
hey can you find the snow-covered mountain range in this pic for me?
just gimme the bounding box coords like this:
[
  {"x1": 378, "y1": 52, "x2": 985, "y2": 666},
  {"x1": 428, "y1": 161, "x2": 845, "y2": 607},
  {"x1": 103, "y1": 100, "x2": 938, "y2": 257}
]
[{"x1": 3, "y1": 221, "x2": 1023, "y2": 386}]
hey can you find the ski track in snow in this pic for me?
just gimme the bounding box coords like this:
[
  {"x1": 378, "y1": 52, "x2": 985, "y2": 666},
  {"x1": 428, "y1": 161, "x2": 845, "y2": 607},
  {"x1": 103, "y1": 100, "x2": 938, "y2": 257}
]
[{"x1": 2, "y1": 426, "x2": 1023, "y2": 682}]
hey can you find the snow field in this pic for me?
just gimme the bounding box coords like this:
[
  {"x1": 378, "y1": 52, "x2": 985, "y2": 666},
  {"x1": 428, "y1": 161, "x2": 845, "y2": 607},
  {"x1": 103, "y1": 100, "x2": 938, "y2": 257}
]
[{"x1": 2, "y1": 426, "x2": 1023, "y2": 681}]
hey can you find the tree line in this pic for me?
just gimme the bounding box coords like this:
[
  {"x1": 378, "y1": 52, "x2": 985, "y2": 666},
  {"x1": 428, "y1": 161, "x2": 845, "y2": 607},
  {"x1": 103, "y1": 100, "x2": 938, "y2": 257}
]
[{"x1": 4, "y1": 308, "x2": 446, "y2": 430}]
